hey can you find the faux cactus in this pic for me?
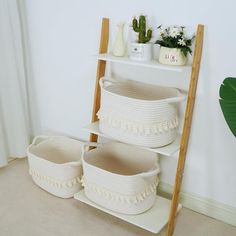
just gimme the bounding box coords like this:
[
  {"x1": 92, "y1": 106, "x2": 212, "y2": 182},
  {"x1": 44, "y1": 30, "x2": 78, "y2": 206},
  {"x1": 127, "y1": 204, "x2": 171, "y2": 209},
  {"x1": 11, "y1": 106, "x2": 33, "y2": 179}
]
[{"x1": 132, "y1": 15, "x2": 152, "y2": 43}]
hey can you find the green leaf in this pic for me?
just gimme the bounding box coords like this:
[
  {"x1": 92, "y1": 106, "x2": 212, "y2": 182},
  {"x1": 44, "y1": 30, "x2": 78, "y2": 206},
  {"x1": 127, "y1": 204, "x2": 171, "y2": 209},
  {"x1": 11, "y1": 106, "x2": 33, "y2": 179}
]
[
  {"x1": 219, "y1": 77, "x2": 236, "y2": 137},
  {"x1": 180, "y1": 47, "x2": 188, "y2": 57},
  {"x1": 220, "y1": 77, "x2": 236, "y2": 100},
  {"x1": 155, "y1": 40, "x2": 165, "y2": 46}
]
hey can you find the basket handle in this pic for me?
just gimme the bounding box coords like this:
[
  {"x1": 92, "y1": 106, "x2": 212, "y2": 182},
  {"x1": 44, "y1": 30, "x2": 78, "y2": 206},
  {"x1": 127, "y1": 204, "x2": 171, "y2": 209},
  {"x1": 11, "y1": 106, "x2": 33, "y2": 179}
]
[
  {"x1": 99, "y1": 77, "x2": 120, "y2": 88},
  {"x1": 68, "y1": 161, "x2": 82, "y2": 167},
  {"x1": 165, "y1": 91, "x2": 186, "y2": 104},
  {"x1": 26, "y1": 135, "x2": 50, "y2": 155},
  {"x1": 31, "y1": 135, "x2": 50, "y2": 145},
  {"x1": 81, "y1": 142, "x2": 102, "y2": 157},
  {"x1": 139, "y1": 163, "x2": 160, "y2": 178}
]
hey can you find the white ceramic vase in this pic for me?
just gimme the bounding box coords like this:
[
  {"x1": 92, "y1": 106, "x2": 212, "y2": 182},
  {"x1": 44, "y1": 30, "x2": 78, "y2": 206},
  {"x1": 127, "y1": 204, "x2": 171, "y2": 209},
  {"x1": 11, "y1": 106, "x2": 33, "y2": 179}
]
[
  {"x1": 129, "y1": 43, "x2": 152, "y2": 61},
  {"x1": 112, "y1": 23, "x2": 126, "y2": 57},
  {"x1": 159, "y1": 46, "x2": 187, "y2": 66}
]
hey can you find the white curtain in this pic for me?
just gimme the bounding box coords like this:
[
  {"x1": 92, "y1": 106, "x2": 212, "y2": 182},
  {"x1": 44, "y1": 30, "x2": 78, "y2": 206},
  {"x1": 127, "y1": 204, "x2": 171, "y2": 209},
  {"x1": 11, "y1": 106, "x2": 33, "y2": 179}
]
[{"x1": 0, "y1": 0, "x2": 34, "y2": 167}]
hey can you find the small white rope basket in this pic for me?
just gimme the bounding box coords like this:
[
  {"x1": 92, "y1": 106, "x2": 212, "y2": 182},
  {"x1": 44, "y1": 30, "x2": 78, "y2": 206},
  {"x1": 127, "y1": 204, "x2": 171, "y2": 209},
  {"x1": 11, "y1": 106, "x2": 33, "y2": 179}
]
[
  {"x1": 98, "y1": 77, "x2": 185, "y2": 147},
  {"x1": 81, "y1": 142, "x2": 160, "y2": 215},
  {"x1": 27, "y1": 135, "x2": 84, "y2": 198}
]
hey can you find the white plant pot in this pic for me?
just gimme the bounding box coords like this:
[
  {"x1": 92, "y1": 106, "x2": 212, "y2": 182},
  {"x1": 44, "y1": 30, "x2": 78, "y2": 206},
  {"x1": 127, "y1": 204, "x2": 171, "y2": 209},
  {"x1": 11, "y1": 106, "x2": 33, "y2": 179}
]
[
  {"x1": 159, "y1": 46, "x2": 187, "y2": 66},
  {"x1": 129, "y1": 43, "x2": 152, "y2": 61},
  {"x1": 153, "y1": 44, "x2": 160, "y2": 60}
]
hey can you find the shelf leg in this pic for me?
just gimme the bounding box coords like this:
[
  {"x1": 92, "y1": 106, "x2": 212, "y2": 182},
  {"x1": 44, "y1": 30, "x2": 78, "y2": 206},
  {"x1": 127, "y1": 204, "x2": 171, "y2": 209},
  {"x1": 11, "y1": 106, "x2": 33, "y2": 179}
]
[
  {"x1": 90, "y1": 18, "x2": 109, "y2": 142},
  {"x1": 166, "y1": 24, "x2": 204, "y2": 236}
]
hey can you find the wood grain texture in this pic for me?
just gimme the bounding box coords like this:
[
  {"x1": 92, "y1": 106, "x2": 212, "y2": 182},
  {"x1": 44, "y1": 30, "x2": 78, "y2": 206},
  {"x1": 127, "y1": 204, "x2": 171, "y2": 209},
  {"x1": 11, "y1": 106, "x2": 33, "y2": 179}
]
[
  {"x1": 166, "y1": 24, "x2": 204, "y2": 236},
  {"x1": 90, "y1": 18, "x2": 109, "y2": 142}
]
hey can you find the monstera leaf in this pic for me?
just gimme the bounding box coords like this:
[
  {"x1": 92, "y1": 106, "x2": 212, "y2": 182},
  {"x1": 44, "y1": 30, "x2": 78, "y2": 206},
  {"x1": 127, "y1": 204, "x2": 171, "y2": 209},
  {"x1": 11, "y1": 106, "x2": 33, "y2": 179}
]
[{"x1": 219, "y1": 77, "x2": 236, "y2": 137}]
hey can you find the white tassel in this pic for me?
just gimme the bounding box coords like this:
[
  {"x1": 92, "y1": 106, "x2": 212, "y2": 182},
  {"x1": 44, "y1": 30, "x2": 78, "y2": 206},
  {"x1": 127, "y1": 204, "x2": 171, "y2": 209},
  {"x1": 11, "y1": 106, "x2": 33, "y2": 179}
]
[
  {"x1": 158, "y1": 124, "x2": 163, "y2": 133},
  {"x1": 29, "y1": 169, "x2": 82, "y2": 189},
  {"x1": 99, "y1": 112, "x2": 179, "y2": 135},
  {"x1": 81, "y1": 176, "x2": 159, "y2": 204},
  {"x1": 67, "y1": 181, "x2": 72, "y2": 188},
  {"x1": 163, "y1": 122, "x2": 168, "y2": 131},
  {"x1": 153, "y1": 125, "x2": 158, "y2": 133}
]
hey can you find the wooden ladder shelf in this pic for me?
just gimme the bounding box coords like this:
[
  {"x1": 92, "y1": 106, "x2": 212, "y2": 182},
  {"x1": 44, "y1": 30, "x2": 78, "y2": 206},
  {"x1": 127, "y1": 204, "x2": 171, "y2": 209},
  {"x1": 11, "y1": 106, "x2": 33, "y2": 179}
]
[{"x1": 89, "y1": 18, "x2": 204, "y2": 236}]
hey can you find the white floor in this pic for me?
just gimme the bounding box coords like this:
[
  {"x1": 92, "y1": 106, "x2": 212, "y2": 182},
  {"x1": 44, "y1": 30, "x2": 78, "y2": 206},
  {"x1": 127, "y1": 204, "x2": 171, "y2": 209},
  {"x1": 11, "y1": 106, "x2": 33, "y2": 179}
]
[{"x1": 1, "y1": 159, "x2": 236, "y2": 236}]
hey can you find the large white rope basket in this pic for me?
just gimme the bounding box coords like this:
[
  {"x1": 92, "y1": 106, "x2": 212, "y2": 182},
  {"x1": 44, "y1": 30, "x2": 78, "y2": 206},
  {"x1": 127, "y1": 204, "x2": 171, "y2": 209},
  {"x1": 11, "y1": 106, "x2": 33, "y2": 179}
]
[
  {"x1": 27, "y1": 135, "x2": 84, "y2": 198},
  {"x1": 98, "y1": 77, "x2": 185, "y2": 148},
  {"x1": 81, "y1": 142, "x2": 160, "y2": 215}
]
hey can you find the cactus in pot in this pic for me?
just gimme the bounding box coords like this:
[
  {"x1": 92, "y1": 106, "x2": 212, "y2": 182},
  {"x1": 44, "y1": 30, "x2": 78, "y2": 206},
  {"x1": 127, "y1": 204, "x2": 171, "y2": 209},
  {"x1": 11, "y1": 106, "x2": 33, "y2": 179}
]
[
  {"x1": 130, "y1": 15, "x2": 153, "y2": 61},
  {"x1": 132, "y1": 15, "x2": 152, "y2": 44}
]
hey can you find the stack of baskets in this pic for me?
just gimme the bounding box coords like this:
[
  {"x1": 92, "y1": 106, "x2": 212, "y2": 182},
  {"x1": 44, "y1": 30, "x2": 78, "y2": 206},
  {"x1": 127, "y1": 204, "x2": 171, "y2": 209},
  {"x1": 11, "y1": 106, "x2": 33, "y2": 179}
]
[{"x1": 27, "y1": 76, "x2": 184, "y2": 215}]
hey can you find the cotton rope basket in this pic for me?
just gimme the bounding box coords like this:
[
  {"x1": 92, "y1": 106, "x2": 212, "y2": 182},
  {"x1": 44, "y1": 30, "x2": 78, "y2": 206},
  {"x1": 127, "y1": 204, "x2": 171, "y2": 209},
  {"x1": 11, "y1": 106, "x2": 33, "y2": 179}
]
[
  {"x1": 27, "y1": 135, "x2": 84, "y2": 198},
  {"x1": 81, "y1": 142, "x2": 160, "y2": 215},
  {"x1": 98, "y1": 77, "x2": 185, "y2": 148}
]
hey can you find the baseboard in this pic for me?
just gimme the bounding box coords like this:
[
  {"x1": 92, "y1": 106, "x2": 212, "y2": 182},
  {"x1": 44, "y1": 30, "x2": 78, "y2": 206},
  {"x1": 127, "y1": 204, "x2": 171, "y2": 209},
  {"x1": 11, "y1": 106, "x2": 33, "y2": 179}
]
[{"x1": 157, "y1": 182, "x2": 236, "y2": 227}]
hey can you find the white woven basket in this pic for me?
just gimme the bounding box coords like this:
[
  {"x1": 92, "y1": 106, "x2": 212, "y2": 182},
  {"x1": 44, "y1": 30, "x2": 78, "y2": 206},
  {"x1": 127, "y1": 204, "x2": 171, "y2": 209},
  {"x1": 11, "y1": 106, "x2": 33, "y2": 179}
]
[
  {"x1": 98, "y1": 77, "x2": 185, "y2": 148},
  {"x1": 81, "y1": 142, "x2": 160, "y2": 215},
  {"x1": 27, "y1": 135, "x2": 84, "y2": 198}
]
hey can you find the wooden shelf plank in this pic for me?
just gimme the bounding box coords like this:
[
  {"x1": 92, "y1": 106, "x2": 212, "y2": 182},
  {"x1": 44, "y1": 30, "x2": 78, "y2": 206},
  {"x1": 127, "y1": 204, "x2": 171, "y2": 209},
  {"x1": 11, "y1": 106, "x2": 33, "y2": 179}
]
[
  {"x1": 97, "y1": 53, "x2": 191, "y2": 72},
  {"x1": 90, "y1": 18, "x2": 109, "y2": 142},
  {"x1": 74, "y1": 190, "x2": 182, "y2": 234},
  {"x1": 167, "y1": 24, "x2": 204, "y2": 236},
  {"x1": 83, "y1": 121, "x2": 181, "y2": 157}
]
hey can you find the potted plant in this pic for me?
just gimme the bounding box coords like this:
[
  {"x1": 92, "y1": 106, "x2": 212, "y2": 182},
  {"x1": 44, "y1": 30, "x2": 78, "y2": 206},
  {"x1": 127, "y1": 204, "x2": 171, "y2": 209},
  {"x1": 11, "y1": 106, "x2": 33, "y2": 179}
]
[
  {"x1": 219, "y1": 77, "x2": 236, "y2": 137},
  {"x1": 130, "y1": 15, "x2": 153, "y2": 61},
  {"x1": 155, "y1": 26, "x2": 195, "y2": 66}
]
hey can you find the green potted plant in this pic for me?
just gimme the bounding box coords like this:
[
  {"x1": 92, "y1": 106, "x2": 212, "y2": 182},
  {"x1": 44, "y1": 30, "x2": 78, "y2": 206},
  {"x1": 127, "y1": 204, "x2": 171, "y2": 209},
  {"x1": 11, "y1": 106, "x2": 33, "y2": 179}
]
[
  {"x1": 130, "y1": 15, "x2": 153, "y2": 61},
  {"x1": 155, "y1": 25, "x2": 195, "y2": 66},
  {"x1": 219, "y1": 77, "x2": 236, "y2": 137}
]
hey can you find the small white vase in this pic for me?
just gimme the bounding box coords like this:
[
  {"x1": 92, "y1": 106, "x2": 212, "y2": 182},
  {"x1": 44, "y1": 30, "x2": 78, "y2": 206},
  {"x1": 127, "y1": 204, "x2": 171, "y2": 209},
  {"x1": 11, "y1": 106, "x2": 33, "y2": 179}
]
[
  {"x1": 159, "y1": 46, "x2": 187, "y2": 66},
  {"x1": 129, "y1": 43, "x2": 152, "y2": 61},
  {"x1": 112, "y1": 23, "x2": 126, "y2": 57}
]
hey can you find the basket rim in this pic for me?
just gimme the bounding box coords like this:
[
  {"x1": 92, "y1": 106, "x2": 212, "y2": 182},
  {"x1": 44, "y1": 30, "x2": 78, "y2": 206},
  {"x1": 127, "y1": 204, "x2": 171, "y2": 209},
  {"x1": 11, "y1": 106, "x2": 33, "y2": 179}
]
[
  {"x1": 27, "y1": 135, "x2": 84, "y2": 166},
  {"x1": 82, "y1": 142, "x2": 160, "y2": 178},
  {"x1": 82, "y1": 158, "x2": 160, "y2": 178},
  {"x1": 100, "y1": 77, "x2": 185, "y2": 104}
]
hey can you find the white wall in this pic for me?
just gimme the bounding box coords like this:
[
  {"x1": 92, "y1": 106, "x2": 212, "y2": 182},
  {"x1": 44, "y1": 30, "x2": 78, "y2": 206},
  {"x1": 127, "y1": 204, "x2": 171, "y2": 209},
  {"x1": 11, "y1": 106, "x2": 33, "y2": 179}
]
[{"x1": 24, "y1": 0, "x2": 236, "y2": 209}]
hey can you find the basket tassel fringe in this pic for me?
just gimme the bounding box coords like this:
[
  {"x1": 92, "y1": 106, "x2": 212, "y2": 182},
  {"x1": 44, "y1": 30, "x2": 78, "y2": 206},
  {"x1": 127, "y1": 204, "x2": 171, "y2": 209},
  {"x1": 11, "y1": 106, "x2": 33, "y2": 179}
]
[
  {"x1": 81, "y1": 176, "x2": 159, "y2": 204},
  {"x1": 29, "y1": 169, "x2": 81, "y2": 189},
  {"x1": 97, "y1": 111, "x2": 179, "y2": 135}
]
